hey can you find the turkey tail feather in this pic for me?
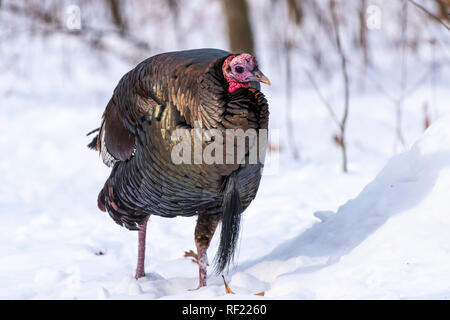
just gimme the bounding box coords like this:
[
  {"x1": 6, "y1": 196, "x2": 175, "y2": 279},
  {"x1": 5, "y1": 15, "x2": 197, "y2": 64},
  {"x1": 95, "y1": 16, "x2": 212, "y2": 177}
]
[
  {"x1": 214, "y1": 171, "x2": 243, "y2": 274},
  {"x1": 87, "y1": 135, "x2": 99, "y2": 150},
  {"x1": 87, "y1": 128, "x2": 100, "y2": 150}
]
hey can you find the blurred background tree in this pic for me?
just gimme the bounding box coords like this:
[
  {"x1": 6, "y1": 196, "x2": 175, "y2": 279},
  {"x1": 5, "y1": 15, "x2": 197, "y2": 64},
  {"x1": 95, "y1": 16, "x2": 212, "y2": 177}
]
[
  {"x1": 0, "y1": 0, "x2": 448, "y2": 172},
  {"x1": 221, "y1": 0, "x2": 254, "y2": 53}
]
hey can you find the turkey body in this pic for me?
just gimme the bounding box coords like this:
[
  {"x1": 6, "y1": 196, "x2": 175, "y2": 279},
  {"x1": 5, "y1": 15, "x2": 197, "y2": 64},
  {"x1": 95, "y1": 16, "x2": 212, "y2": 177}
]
[{"x1": 89, "y1": 48, "x2": 269, "y2": 280}]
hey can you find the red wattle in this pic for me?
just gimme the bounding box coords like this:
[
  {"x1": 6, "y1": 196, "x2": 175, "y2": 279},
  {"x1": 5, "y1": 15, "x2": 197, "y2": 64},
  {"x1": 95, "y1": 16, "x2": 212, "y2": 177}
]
[{"x1": 227, "y1": 79, "x2": 251, "y2": 93}]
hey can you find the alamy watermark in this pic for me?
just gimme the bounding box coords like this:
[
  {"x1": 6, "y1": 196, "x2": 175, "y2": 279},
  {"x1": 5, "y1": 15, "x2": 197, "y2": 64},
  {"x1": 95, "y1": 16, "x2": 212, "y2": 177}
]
[
  {"x1": 170, "y1": 122, "x2": 279, "y2": 175},
  {"x1": 366, "y1": 4, "x2": 381, "y2": 30},
  {"x1": 65, "y1": 5, "x2": 81, "y2": 30}
]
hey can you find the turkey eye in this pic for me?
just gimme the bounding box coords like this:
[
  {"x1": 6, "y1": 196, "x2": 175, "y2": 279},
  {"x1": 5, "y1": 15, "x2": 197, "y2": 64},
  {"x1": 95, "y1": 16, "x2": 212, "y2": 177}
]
[{"x1": 235, "y1": 66, "x2": 244, "y2": 74}]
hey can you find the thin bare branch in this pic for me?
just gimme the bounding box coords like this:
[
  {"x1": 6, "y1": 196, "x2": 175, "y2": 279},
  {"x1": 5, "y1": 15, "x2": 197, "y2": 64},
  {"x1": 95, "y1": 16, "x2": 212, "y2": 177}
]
[
  {"x1": 285, "y1": 39, "x2": 301, "y2": 160},
  {"x1": 408, "y1": 0, "x2": 450, "y2": 31},
  {"x1": 304, "y1": 69, "x2": 341, "y2": 128},
  {"x1": 330, "y1": 0, "x2": 350, "y2": 172}
]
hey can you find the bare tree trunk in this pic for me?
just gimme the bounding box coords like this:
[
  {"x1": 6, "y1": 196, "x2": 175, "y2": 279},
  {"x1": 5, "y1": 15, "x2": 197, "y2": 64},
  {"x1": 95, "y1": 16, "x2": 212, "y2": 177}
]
[
  {"x1": 221, "y1": 0, "x2": 254, "y2": 54},
  {"x1": 285, "y1": 40, "x2": 301, "y2": 160},
  {"x1": 358, "y1": 0, "x2": 369, "y2": 69},
  {"x1": 434, "y1": 0, "x2": 450, "y2": 22},
  {"x1": 287, "y1": 0, "x2": 303, "y2": 25},
  {"x1": 168, "y1": 0, "x2": 184, "y2": 48},
  {"x1": 107, "y1": 0, "x2": 127, "y2": 35}
]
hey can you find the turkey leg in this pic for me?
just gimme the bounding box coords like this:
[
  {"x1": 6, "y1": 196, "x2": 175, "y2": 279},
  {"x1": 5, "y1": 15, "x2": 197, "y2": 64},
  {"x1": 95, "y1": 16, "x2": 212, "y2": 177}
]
[
  {"x1": 193, "y1": 213, "x2": 220, "y2": 288},
  {"x1": 135, "y1": 216, "x2": 150, "y2": 279}
]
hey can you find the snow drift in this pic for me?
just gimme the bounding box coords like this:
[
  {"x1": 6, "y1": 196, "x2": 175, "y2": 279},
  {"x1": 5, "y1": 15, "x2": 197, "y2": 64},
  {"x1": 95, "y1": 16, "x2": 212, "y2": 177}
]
[
  {"x1": 237, "y1": 115, "x2": 450, "y2": 299},
  {"x1": 4, "y1": 110, "x2": 450, "y2": 299}
]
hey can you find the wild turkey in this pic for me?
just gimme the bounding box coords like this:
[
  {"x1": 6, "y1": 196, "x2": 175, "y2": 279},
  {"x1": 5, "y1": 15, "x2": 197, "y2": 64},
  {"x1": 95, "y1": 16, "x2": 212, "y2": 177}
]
[{"x1": 87, "y1": 48, "x2": 270, "y2": 288}]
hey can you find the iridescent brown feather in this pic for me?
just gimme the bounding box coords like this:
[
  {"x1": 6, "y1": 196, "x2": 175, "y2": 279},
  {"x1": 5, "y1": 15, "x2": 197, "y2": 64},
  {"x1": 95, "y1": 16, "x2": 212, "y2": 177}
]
[{"x1": 88, "y1": 49, "x2": 269, "y2": 274}]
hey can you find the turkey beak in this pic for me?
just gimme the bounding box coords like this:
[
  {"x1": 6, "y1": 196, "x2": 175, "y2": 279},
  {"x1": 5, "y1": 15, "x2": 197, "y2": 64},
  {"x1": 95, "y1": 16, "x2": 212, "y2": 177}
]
[{"x1": 252, "y1": 69, "x2": 271, "y2": 85}]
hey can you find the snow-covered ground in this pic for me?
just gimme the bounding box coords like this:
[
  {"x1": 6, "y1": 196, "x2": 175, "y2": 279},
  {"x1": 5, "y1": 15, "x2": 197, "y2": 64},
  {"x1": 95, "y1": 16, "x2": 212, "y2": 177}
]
[{"x1": 1, "y1": 1, "x2": 450, "y2": 300}]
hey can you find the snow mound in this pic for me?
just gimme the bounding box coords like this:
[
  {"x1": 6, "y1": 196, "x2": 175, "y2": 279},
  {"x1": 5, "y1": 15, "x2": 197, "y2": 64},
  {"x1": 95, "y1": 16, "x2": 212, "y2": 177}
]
[{"x1": 237, "y1": 115, "x2": 450, "y2": 299}]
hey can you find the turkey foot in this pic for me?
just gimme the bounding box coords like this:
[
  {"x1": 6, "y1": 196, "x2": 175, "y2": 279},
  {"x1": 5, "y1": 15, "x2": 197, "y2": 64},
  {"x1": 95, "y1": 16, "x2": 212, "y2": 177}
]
[
  {"x1": 188, "y1": 246, "x2": 208, "y2": 290},
  {"x1": 184, "y1": 249, "x2": 211, "y2": 266},
  {"x1": 196, "y1": 246, "x2": 208, "y2": 288}
]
